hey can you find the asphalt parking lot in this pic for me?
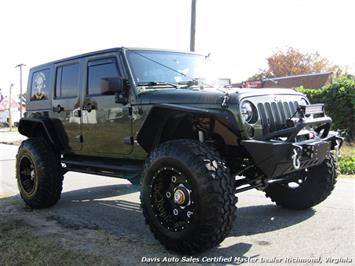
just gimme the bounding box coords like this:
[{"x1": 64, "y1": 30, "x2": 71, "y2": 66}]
[{"x1": 0, "y1": 143, "x2": 354, "y2": 265}]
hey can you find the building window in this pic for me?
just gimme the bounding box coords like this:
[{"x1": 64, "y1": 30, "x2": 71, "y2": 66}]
[
  {"x1": 55, "y1": 63, "x2": 79, "y2": 98},
  {"x1": 88, "y1": 58, "x2": 120, "y2": 95},
  {"x1": 30, "y1": 69, "x2": 50, "y2": 101}
]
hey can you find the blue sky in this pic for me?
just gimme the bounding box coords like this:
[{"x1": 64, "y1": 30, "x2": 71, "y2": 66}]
[{"x1": 1, "y1": 0, "x2": 354, "y2": 97}]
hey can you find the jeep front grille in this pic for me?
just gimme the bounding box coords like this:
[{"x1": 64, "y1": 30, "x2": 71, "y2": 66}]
[{"x1": 257, "y1": 101, "x2": 299, "y2": 134}]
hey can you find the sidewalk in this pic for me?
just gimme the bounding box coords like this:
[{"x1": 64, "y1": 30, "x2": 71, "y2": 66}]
[{"x1": 0, "y1": 130, "x2": 26, "y2": 145}]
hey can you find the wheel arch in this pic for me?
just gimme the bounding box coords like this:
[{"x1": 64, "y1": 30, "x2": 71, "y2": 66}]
[
  {"x1": 136, "y1": 104, "x2": 241, "y2": 153},
  {"x1": 18, "y1": 118, "x2": 67, "y2": 151}
]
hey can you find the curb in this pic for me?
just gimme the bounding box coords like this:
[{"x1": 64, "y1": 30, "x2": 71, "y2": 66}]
[{"x1": 0, "y1": 140, "x2": 22, "y2": 146}]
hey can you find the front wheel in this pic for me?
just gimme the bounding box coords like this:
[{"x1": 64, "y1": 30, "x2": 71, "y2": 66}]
[
  {"x1": 265, "y1": 153, "x2": 337, "y2": 210},
  {"x1": 141, "y1": 139, "x2": 237, "y2": 254}
]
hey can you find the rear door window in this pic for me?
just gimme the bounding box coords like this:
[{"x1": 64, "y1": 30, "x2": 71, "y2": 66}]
[{"x1": 55, "y1": 63, "x2": 80, "y2": 98}]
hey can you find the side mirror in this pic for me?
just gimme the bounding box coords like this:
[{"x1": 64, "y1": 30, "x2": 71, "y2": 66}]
[
  {"x1": 114, "y1": 78, "x2": 130, "y2": 105},
  {"x1": 100, "y1": 77, "x2": 123, "y2": 95},
  {"x1": 100, "y1": 77, "x2": 130, "y2": 105}
]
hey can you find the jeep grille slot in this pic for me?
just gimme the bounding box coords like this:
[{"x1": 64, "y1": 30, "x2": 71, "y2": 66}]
[{"x1": 257, "y1": 101, "x2": 299, "y2": 134}]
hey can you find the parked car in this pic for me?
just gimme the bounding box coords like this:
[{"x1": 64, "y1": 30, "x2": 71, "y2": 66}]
[{"x1": 16, "y1": 47, "x2": 343, "y2": 254}]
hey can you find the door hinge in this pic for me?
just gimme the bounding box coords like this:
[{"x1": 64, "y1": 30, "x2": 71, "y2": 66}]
[
  {"x1": 75, "y1": 135, "x2": 83, "y2": 143},
  {"x1": 123, "y1": 136, "x2": 134, "y2": 145},
  {"x1": 123, "y1": 106, "x2": 132, "y2": 116}
]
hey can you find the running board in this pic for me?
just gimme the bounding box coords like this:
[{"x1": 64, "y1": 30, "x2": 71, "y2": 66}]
[{"x1": 61, "y1": 156, "x2": 144, "y2": 180}]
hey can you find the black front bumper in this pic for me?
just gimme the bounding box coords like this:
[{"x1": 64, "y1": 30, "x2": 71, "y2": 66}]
[{"x1": 241, "y1": 114, "x2": 343, "y2": 179}]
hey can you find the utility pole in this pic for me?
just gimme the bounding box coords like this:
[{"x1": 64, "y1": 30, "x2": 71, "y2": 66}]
[
  {"x1": 8, "y1": 83, "x2": 14, "y2": 132},
  {"x1": 190, "y1": 0, "x2": 197, "y2": 52},
  {"x1": 15, "y1": 63, "x2": 26, "y2": 118}
]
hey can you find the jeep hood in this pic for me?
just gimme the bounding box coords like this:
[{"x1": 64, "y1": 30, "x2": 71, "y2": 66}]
[{"x1": 137, "y1": 87, "x2": 304, "y2": 105}]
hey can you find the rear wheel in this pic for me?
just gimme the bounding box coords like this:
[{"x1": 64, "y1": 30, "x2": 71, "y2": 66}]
[
  {"x1": 265, "y1": 153, "x2": 337, "y2": 210},
  {"x1": 16, "y1": 138, "x2": 63, "y2": 209},
  {"x1": 141, "y1": 139, "x2": 237, "y2": 254}
]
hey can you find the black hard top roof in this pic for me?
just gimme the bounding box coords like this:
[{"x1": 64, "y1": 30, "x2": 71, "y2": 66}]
[{"x1": 31, "y1": 47, "x2": 202, "y2": 70}]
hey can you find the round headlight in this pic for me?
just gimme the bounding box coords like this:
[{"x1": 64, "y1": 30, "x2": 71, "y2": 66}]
[{"x1": 241, "y1": 101, "x2": 254, "y2": 122}]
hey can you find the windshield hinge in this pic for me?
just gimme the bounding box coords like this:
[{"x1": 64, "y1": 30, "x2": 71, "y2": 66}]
[{"x1": 221, "y1": 94, "x2": 230, "y2": 108}]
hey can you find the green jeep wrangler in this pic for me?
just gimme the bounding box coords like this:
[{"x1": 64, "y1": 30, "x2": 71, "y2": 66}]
[{"x1": 17, "y1": 47, "x2": 343, "y2": 254}]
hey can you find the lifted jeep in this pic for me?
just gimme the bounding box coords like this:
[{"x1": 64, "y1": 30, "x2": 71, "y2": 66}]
[{"x1": 17, "y1": 47, "x2": 343, "y2": 254}]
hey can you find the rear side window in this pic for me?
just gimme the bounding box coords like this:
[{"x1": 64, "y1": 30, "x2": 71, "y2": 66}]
[
  {"x1": 55, "y1": 63, "x2": 80, "y2": 98},
  {"x1": 87, "y1": 58, "x2": 120, "y2": 95},
  {"x1": 30, "y1": 69, "x2": 50, "y2": 101}
]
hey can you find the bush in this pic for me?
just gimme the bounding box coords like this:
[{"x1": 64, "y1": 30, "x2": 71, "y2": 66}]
[
  {"x1": 338, "y1": 156, "x2": 355, "y2": 175},
  {"x1": 298, "y1": 76, "x2": 355, "y2": 139}
]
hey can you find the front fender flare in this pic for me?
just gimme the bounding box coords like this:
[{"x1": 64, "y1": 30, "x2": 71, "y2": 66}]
[{"x1": 136, "y1": 104, "x2": 240, "y2": 152}]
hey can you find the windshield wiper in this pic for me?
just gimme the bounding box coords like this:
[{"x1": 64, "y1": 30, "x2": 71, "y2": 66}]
[
  {"x1": 178, "y1": 78, "x2": 214, "y2": 89},
  {"x1": 137, "y1": 81, "x2": 179, "y2": 88},
  {"x1": 177, "y1": 80, "x2": 199, "y2": 87}
]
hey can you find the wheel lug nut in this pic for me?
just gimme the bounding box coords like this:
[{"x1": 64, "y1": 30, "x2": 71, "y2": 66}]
[
  {"x1": 171, "y1": 176, "x2": 177, "y2": 183},
  {"x1": 166, "y1": 191, "x2": 171, "y2": 198},
  {"x1": 173, "y1": 209, "x2": 179, "y2": 216}
]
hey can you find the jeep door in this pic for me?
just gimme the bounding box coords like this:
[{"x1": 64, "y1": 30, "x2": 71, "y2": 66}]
[
  {"x1": 80, "y1": 53, "x2": 133, "y2": 156},
  {"x1": 52, "y1": 60, "x2": 82, "y2": 151}
]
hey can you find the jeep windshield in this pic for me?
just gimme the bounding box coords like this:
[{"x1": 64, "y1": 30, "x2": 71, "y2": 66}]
[{"x1": 126, "y1": 50, "x2": 212, "y2": 89}]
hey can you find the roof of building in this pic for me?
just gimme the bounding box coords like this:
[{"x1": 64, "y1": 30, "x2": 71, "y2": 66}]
[
  {"x1": 233, "y1": 71, "x2": 333, "y2": 89},
  {"x1": 263, "y1": 71, "x2": 333, "y2": 89}
]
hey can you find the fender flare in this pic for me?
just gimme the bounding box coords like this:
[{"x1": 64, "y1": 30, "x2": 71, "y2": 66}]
[
  {"x1": 18, "y1": 118, "x2": 67, "y2": 151},
  {"x1": 136, "y1": 104, "x2": 240, "y2": 153}
]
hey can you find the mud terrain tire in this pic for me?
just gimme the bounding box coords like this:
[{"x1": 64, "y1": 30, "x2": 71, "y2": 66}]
[
  {"x1": 265, "y1": 153, "x2": 337, "y2": 210},
  {"x1": 16, "y1": 138, "x2": 63, "y2": 209},
  {"x1": 141, "y1": 139, "x2": 237, "y2": 254}
]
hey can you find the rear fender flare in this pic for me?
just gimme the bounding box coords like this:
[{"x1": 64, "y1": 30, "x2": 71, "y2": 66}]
[{"x1": 18, "y1": 118, "x2": 67, "y2": 151}]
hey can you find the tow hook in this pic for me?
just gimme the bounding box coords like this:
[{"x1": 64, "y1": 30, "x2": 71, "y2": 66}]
[{"x1": 292, "y1": 145, "x2": 302, "y2": 170}]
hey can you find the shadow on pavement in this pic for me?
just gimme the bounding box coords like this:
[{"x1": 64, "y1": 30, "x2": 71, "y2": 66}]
[
  {"x1": 232, "y1": 204, "x2": 315, "y2": 236},
  {"x1": 0, "y1": 183, "x2": 315, "y2": 259},
  {"x1": 61, "y1": 184, "x2": 140, "y2": 201}
]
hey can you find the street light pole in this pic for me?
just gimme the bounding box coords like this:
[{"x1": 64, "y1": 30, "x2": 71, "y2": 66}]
[
  {"x1": 190, "y1": 0, "x2": 197, "y2": 52},
  {"x1": 15, "y1": 63, "x2": 26, "y2": 118},
  {"x1": 8, "y1": 83, "x2": 14, "y2": 132}
]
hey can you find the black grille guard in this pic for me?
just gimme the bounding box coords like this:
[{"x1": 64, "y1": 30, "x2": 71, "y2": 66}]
[
  {"x1": 259, "y1": 116, "x2": 332, "y2": 142},
  {"x1": 241, "y1": 105, "x2": 343, "y2": 179}
]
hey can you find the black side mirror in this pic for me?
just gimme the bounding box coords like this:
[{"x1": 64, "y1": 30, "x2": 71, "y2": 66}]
[
  {"x1": 100, "y1": 77, "x2": 130, "y2": 105},
  {"x1": 114, "y1": 78, "x2": 130, "y2": 105},
  {"x1": 100, "y1": 77, "x2": 123, "y2": 95}
]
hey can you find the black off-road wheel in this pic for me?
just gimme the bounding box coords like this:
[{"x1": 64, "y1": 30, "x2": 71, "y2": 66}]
[
  {"x1": 265, "y1": 153, "x2": 337, "y2": 210},
  {"x1": 16, "y1": 138, "x2": 64, "y2": 209},
  {"x1": 141, "y1": 139, "x2": 237, "y2": 254}
]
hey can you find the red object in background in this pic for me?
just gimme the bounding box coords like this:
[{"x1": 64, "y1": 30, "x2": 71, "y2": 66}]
[
  {"x1": 244, "y1": 81, "x2": 263, "y2": 88},
  {"x1": 0, "y1": 98, "x2": 20, "y2": 111}
]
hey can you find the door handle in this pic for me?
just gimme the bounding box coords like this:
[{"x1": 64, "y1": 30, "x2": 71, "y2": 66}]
[
  {"x1": 82, "y1": 103, "x2": 94, "y2": 112},
  {"x1": 73, "y1": 109, "x2": 81, "y2": 117},
  {"x1": 53, "y1": 105, "x2": 64, "y2": 113}
]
